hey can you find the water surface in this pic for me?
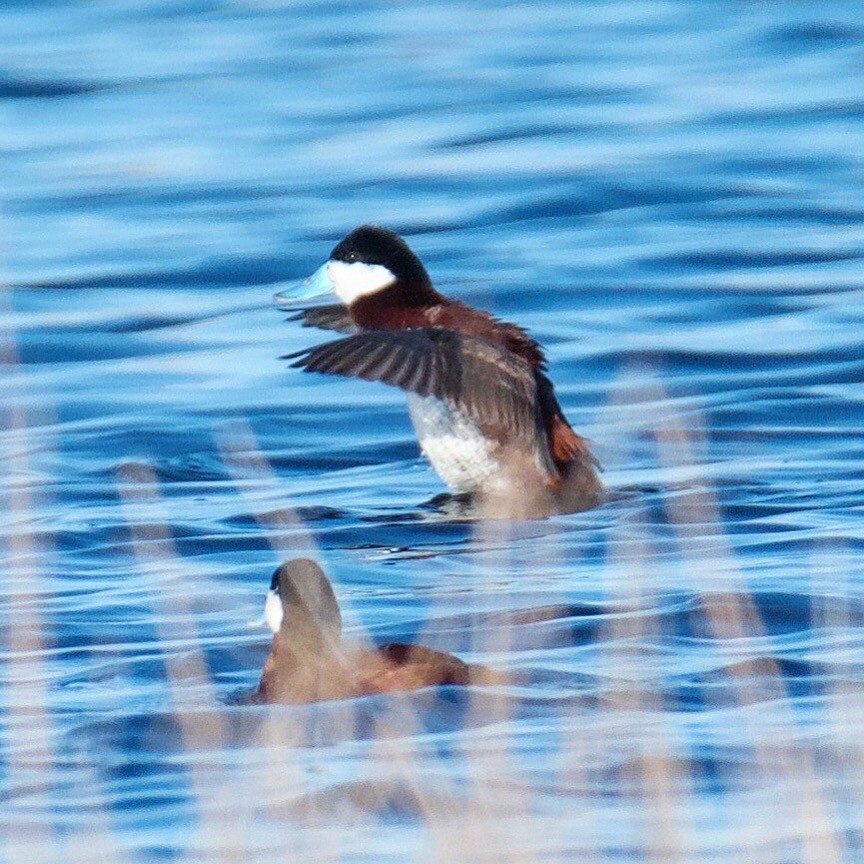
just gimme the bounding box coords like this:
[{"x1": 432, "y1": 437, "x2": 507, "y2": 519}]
[{"x1": 2, "y1": 1, "x2": 864, "y2": 862}]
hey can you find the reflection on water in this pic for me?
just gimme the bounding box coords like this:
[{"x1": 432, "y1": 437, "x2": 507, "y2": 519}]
[{"x1": 3, "y1": 1, "x2": 864, "y2": 861}]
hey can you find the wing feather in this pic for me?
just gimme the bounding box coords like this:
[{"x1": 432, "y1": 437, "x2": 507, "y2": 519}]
[{"x1": 288, "y1": 329, "x2": 553, "y2": 468}]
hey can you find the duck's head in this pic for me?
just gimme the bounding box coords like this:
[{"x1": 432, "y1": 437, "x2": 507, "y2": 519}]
[
  {"x1": 264, "y1": 558, "x2": 342, "y2": 638},
  {"x1": 274, "y1": 225, "x2": 439, "y2": 310}
]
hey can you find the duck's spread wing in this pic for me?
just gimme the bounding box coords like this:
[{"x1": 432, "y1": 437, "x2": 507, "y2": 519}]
[
  {"x1": 284, "y1": 305, "x2": 357, "y2": 334},
  {"x1": 284, "y1": 328, "x2": 554, "y2": 469}
]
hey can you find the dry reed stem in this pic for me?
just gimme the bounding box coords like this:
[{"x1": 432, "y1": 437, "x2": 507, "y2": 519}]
[
  {"x1": 652, "y1": 378, "x2": 845, "y2": 864},
  {"x1": 1, "y1": 281, "x2": 121, "y2": 863},
  {"x1": 117, "y1": 462, "x2": 249, "y2": 864},
  {"x1": 1, "y1": 402, "x2": 61, "y2": 864},
  {"x1": 808, "y1": 539, "x2": 861, "y2": 864},
  {"x1": 591, "y1": 368, "x2": 696, "y2": 862}
]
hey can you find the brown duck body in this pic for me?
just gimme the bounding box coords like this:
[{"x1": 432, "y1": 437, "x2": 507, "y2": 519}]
[
  {"x1": 256, "y1": 631, "x2": 496, "y2": 704},
  {"x1": 255, "y1": 560, "x2": 501, "y2": 705}
]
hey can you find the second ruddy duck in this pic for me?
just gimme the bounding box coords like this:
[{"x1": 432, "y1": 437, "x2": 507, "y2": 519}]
[
  {"x1": 274, "y1": 225, "x2": 601, "y2": 518},
  {"x1": 255, "y1": 559, "x2": 499, "y2": 703}
]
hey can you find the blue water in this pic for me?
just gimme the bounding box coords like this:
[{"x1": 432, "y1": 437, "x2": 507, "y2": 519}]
[{"x1": 3, "y1": 1, "x2": 864, "y2": 861}]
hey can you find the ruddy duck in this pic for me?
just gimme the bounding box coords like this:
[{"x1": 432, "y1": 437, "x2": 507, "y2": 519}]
[
  {"x1": 274, "y1": 225, "x2": 601, "y2": 518},
  {"x1": 255, "y1": 559, "x2": 499, "y2": 703}
]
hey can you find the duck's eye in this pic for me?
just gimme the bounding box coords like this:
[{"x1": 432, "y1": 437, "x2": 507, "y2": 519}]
[{"x1": 345, "y1": 251, "x2": 358, "y2": 263}]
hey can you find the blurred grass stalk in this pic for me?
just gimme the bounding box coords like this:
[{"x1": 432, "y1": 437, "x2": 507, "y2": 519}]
[
  {"x1": 118, "y1": 462, "x2": 252, "y2": 863},
  {"x1": 652, "y1": 371, "x2": 845, "y2": 864},
  {"x1": 2, "y1": 400, "x2": 62, "y2": 863},
  {"x1": 2, "y1": 292, "x2": 124, "y2": 864}
]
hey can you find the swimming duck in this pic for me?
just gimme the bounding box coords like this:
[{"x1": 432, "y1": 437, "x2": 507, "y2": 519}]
[
  {"x1": 255, "y1": 559, "x2": 498, "y2": 703},
  {"x1": 274, "y1": 225, "x2": 601, "y2": 518}
]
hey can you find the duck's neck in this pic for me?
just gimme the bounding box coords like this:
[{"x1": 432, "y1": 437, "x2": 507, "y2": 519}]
[
  {"x1": 280, "y1": 610, "x2": 340, "y2": 648},
  {"x1": 349, "y1": 279, "x2": 445, "y2": 330}
]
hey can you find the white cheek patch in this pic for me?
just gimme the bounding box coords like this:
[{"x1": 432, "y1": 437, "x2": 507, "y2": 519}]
[
  {"x1": 327, "y1": 260, "x2": 396, "y2": 305},
  {"x1": 264, "y1": 589, "x2": 283, "y2": 634}
]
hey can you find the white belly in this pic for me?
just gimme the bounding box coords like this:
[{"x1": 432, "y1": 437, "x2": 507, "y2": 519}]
[{"x1": 406, "y1": 394, "x2": 500, "y2": 492}]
